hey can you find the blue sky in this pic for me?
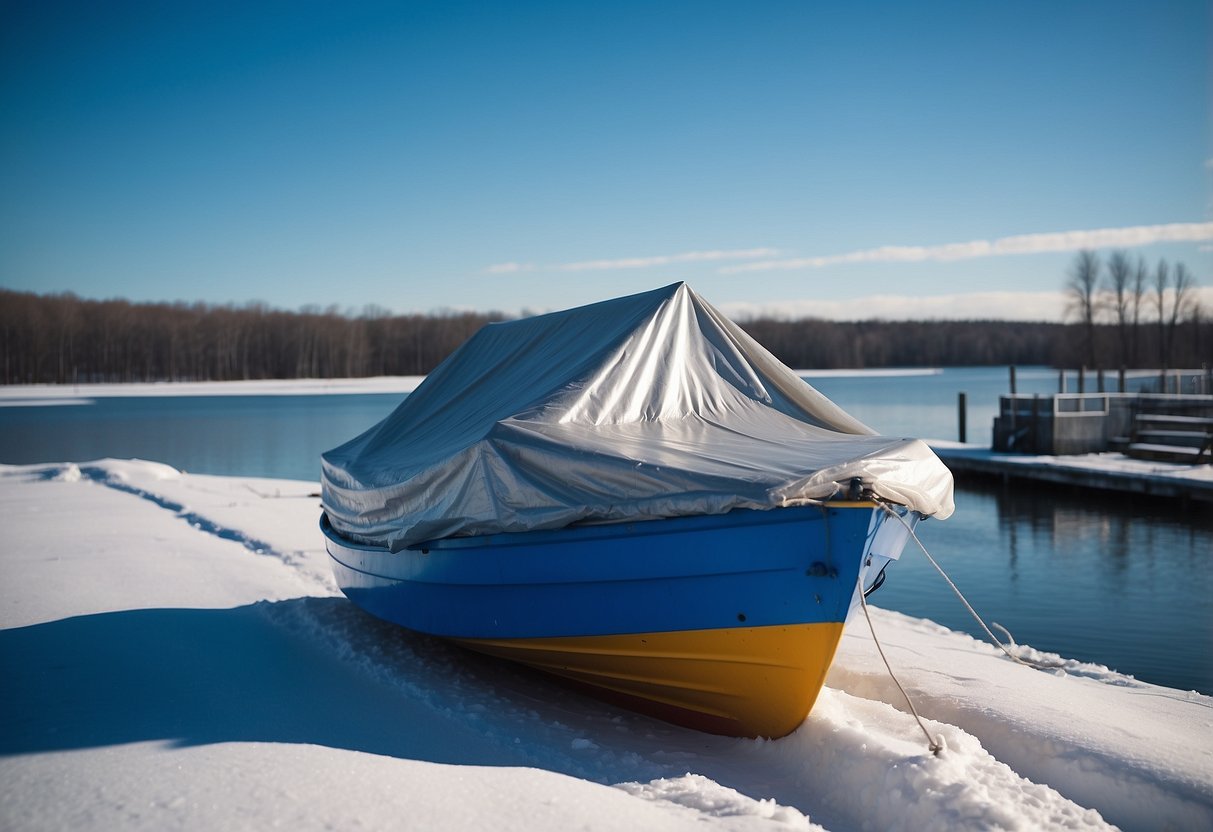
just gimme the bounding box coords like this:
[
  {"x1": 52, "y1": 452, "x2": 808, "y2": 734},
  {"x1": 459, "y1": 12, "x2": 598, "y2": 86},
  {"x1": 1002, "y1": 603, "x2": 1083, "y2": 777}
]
[{"x1": 1, "y1": 0, "x2": 1209, "y2": 320}]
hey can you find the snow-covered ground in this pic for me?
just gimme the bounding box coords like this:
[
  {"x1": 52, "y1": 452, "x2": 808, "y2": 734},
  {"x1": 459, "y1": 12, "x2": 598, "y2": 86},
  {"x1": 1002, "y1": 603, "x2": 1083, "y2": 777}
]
[
  {"x1": 794, "y1": 368, "x2": 943, "y2": 379},
  {"x1": 2, "y1": 460, "x2": 1210, "y2": 831},
  {"x1": 0, "y1": 376, "x2": 427, "y2": 403},
  {"x1": 0, "y1": 370, "x2": 941, "y2": 403}
]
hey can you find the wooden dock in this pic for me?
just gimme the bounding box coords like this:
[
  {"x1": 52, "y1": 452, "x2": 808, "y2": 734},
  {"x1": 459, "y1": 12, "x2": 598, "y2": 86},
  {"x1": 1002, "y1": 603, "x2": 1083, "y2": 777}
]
[{"x1": 929, "y1": 441, "x2": 1213, "y2": 504}]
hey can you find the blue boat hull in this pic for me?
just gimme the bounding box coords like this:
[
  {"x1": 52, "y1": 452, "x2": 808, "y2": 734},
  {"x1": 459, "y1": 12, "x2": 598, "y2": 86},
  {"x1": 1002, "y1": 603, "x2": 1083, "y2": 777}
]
[{"x1": 323, "y1": 501, "x2": 917, "y2": 737}]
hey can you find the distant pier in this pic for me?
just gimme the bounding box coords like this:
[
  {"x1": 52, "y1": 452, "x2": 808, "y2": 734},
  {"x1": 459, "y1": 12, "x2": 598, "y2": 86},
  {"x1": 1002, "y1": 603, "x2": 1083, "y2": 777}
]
[
  {"x1": 930, "y1": 441, "x2": 1213, "y2": 504},
  {"x1": 936, "y1": 366, "x2": 1213, "y2": 503}
]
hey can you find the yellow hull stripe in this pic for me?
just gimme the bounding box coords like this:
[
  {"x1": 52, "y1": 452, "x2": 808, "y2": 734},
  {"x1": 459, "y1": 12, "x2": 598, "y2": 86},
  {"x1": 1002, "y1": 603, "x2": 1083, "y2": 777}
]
[{"x1": 458, "y1": 621, "x2": 845, "y2": 738}]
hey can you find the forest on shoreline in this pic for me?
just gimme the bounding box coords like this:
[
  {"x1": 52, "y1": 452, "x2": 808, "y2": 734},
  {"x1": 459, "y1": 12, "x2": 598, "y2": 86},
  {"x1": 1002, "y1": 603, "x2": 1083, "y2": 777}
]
[{"x1": 1, "y1": 288, "x2": 1209, "y2": 385}]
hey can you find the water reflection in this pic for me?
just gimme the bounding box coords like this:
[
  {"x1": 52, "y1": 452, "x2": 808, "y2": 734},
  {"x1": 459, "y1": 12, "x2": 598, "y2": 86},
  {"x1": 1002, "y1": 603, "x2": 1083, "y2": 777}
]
[
  {"x1": 994, "y1": 484, "x2": 1150, "y2": 576},
  {"x1": 877, "y1": 479, "x2": 1213, "y2": 695},
  {"x1": 0, "y1": 394, "x2": 404, "y2": 483}
]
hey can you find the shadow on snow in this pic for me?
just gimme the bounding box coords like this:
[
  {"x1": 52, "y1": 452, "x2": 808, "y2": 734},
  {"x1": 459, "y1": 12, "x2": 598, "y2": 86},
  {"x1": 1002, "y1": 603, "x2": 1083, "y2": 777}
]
[{"x1": 0, "y1": 597, "x2": 558, "y2": 767}]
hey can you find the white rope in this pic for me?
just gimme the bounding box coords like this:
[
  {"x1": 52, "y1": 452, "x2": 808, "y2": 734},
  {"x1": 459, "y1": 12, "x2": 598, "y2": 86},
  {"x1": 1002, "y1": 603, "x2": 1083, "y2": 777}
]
[
  {"x1": 878, "y1": 503, "x2": 1046, "y2": 671},
  {"x1": 857, "y1": 566, "x2": 945, "y2": 757}
]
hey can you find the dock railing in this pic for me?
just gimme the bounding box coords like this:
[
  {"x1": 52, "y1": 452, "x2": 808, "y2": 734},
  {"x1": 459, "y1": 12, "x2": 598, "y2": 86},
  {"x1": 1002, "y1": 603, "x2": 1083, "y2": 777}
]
[
  {"x1": 996, "y1": 393, "x2": 1128, "y2": 455},
  {"x1": 990, "y1": 366, "x2": 1213, "y2": 456},
  {"x1": 994, "y1": 390, "x2": 1213, "y2": 457},
  {"x1": 1054, "y1": 367, "x2": 1212, "y2": 396}
]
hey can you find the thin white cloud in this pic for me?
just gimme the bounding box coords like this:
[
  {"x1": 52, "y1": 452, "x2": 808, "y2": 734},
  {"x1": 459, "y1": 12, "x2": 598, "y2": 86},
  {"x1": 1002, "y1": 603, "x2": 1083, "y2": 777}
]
[
  {"x1": 557, "y1": 248, "x2": 781, "y2": 272},
  {"x1": 485, "y1": 262, "x2": 535, "y2": 275},
  {"x1": 718, "y1": 286, "x2": 1213, "y2": 322},
  {"x1": 721, "y1": 222, "x2": 1213, "y2": 274},
  {"x1": 484, "y1": 247, "x2": 780, "y2": 275}
]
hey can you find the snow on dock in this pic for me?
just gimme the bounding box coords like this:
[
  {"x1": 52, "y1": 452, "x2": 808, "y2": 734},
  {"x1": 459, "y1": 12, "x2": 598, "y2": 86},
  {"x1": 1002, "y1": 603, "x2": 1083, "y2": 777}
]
[{"x1": 930, "y1": 441, "x2": 1213, "y2": 503}]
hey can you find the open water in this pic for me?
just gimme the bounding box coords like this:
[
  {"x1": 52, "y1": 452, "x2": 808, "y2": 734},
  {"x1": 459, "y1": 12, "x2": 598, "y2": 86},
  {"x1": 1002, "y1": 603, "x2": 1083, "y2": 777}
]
[{"x1": 2, "y1": 367, "x2": 1210, "y2": 694}]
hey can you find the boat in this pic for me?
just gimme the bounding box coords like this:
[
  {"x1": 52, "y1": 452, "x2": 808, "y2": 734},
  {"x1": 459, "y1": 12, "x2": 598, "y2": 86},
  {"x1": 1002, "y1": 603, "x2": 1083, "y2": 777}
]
[{"x1": 320, "y1": 282, "x2": 954, "y2": 738}]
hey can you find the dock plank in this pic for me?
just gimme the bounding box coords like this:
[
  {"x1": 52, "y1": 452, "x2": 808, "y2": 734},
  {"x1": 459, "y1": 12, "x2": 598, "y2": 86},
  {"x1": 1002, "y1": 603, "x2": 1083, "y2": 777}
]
[
  {"x1": 1134, "y1": 414, "x2": 1213, "y2": 428},
  {"x1": 929, "y1": 442, "x2": 1213, "y2": 503}
]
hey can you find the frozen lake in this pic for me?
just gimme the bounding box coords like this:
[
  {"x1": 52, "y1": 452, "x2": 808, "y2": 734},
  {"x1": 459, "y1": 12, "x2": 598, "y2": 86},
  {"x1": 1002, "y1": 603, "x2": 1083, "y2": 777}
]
[{"x1": 2, "y1": 367, "x2": 1210, "y2": 694}]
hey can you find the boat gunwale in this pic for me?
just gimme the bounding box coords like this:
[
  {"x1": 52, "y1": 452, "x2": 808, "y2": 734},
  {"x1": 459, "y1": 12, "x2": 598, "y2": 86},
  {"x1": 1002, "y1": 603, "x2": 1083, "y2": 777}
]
[{"x1": 320, "y1": 499, "x2": 883, "y2": 555}]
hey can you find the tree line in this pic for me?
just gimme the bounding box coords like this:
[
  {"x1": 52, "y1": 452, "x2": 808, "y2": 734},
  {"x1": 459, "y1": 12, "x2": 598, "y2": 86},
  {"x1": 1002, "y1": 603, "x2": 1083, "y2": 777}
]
[
  {"x1": 1066, "y1": 250, "x2": 1204, "y2": 369},
  {"x1": 0, "y1": 291, "x2": 501, "y2": 384},
  {"x1": 739, "y1": 318, "x2": 1076, "y2": 369},
  {"x1": 2, "y1": 286, "x2": 1209, "y2": 385}
]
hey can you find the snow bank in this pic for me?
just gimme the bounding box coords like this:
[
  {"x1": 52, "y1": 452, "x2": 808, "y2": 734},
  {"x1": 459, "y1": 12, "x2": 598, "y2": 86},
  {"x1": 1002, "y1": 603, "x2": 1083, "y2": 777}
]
[
  {"x1": 0, "y1": 376, "x2": 426, "y2": 403},
  {"x1": 794, "y1": 368, "x2": 943, "y2": 378},
  {"x1": 829, "y1": 611, "x2": 1213, "y2": 831},
  {"x1": 2, "y1": 460, "x2": 1210, "y2": 831}
]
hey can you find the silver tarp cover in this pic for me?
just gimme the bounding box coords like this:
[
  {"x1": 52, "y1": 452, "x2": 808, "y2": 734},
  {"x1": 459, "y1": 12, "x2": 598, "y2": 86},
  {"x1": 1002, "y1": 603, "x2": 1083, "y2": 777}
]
[{"x1": 322, "y1": 282, "x2": 955, "y2": 550}]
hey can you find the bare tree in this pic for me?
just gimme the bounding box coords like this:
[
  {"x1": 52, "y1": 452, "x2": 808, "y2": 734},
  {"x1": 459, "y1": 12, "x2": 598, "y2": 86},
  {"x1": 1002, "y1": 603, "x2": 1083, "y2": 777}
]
[
  {"x1": 1154, "y1": 259, "x2": 1170, "y2": 365},
  {"x1": 1130, "y1": 256, "x2": 1148, "y2": 366},
  {"x1": 1167, "y1": 262, "x2": 1197, "y2": 366},
  {"x1": 1106, "y1": 250, "x2": 1132, "y2": 366},
  {"x1": 1067, "y1": 250, "x2": 1101, "y2": 367}
]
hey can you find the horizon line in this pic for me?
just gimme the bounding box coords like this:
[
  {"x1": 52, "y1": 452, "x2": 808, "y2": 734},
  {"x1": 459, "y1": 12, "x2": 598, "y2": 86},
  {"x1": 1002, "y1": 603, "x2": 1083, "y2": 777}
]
[{"x1": 7, "y1": 285, "x2": 1211, "y2": 324}]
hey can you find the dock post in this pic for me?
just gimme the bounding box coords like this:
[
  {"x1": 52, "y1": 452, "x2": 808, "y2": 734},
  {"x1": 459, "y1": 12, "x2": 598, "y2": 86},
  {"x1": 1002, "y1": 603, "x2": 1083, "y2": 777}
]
[
  {"x1": 1059, "y1": 369, "x2": 1066, "y2": 393},
  {"x1": 1078, "y1": 366, "x2": 1085, "y2": 394},
  {"x1": 1118, "y1": 367, "x2": 1125, "y2": 393},
  {"x1": 1005, "y1": 368, "x2": 1017, "y2": 449},
  {"x1": 1097, "y1": 368, "x2": 1105, "y2": 393},
  {"x1": 958, "y1": 392, "x2": 967, "y2": 444},
  {"x1": 1031, "y1": 394, "x2": 1040, "y2": 454}
]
